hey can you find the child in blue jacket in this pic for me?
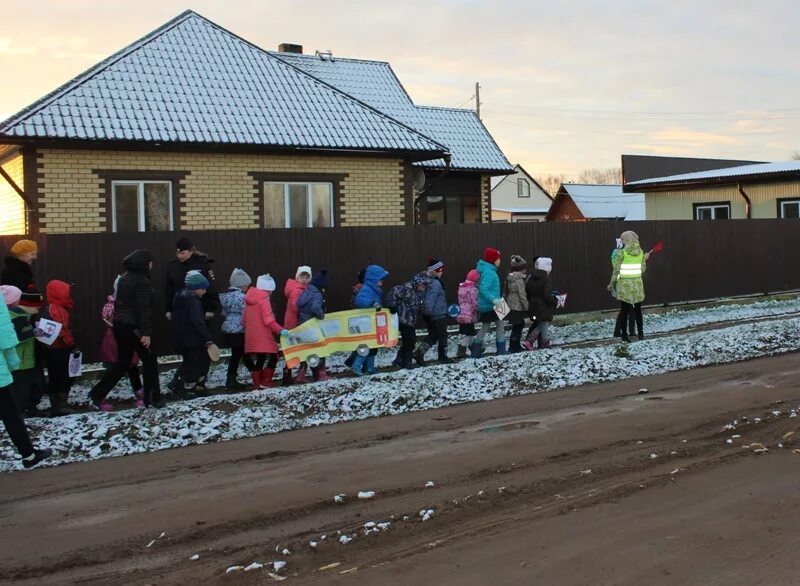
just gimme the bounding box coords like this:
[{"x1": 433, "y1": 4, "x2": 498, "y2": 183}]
[
  {"x1": 351, "y1": 265, "x2": 388, "y2": 375},
  {"x1": 413, "y1": 258, "x2": 450, "y2": 365},
  {"x1": 296, "y1": 268, "x2": 330, "y2": 382}
]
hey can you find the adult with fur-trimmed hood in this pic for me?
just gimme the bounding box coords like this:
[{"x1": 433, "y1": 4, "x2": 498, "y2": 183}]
[
  {"x1": 607, "y1": 231, "x2": 650, "y2": 342},
  {"x1": 90, "y1": 249, "x2": 162, "y2": 409}
]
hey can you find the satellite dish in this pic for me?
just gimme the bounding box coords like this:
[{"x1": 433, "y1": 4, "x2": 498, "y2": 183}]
[{"x1": 412, "y1": 169, "x2": 426, "y2": 194}]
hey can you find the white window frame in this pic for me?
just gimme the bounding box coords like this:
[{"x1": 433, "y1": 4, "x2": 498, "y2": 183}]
[
  {"x1": 264, "y1": 181, "x2": 335, "y2": 228},
  {"x1": 694, "y1": 203, "x2": 730, "y2": 220},
  {"x1": 517, "y1": 178, "x2": 531, "y2": 198},
  {"x1": 111, "y1": 180, "x2": 174, "y2": 232},
  {"x1": 779, "y1": 199, "x2": 800, "y2": 219}
]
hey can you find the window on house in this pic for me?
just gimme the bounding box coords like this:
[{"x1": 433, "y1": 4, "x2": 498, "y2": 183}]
[
  {"x1": 111, "y1": 181, "x2": 173, "y2": 232},
  {"x1": 779, "y1": 199, "x2": 800, "y2": 218},
  {"x1": 424, "y1": 195, "x2": 480, "y2": 224},
  {"x1": 517, "y1": 179, "x2": 531, "y2": 197},
  {"x1": 694, "y1": 203, "x2": 730, "y2": 220},
  {"x1": 263, "y1": 182, "x2": 334, "y2": 228}
]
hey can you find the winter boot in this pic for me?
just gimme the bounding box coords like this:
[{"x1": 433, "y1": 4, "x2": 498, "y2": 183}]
[
  {"x1": 260, "y1": 368, "x2": 276, "y2": 388},
  {"x1": 313, "y1": 367, "x2": 331, "y2": 382},
  {"x1": 469, "y1": 342, "x2": 484, "y2": 358},
  {"x1": 281, "y1": 368, "x2": 293, "y2": 386},
  {"x1": 351, "y1": 355, "x2": 367, "y2": 376},
  {"x1": 250, "y1": 370, "x2": 262, "y2": 391},
  {"x1": 456, "y1": 345, "x2": 468, "y2": 359},
  {"x1": 134, "y1": 389, "x2": 145, "y2": 408},
  {"x1": 438, "y1": 346, "x2": 453, "y2": 364},
  {"x1": 365, "y1": 354, "x2": 378, "y2": 375},
  {"x1": 495, "y1": 340, "x2": 508, "y2": 356},
  {"x1": 413, "y1": 342, "x2": 430, "y2": 366},
  {"x1": 49, "y1": 394, "x2": 75, "y2": 416},
  {"x1": 392, "y1": 351, "x2": 403, "y2": 367},
  {"x1": 293, "y1": 364, "x2": 309, "y2": 384},
  {"x1": 344, "y1": 352, "x2": 356, "y2": 368},
  {"x1": 22, "y1": 448, "x2": 52, "y2": 470}
]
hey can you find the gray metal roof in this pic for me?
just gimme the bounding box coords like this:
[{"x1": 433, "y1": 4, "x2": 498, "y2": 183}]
[
  {"x1": 0, "y1": 11, "x2": 448, "y2": 157},
  {"x1": 626, "y1": 160, "x2": 800, "y2": 188},
  {"x1": 272, "y1": 52, "x2": 513, "y2": 173}
]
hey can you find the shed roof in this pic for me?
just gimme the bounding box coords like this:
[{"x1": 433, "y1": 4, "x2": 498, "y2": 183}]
[
  {"x1": 561, "y1": 184, "x2": 645, "y2": 220},
  {"x1": 625, "y1": 160, "x2": 800, "y2": 190},
  {"x1": 0, "y1": 11, "x2": 448, "y2": 158}
]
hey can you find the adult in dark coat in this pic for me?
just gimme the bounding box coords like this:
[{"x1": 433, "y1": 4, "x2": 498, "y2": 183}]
[
  {"x1": 1, "y1": 239, "x2": 44, "y2": 309},
  {"x1": 89, "y1": 249, "x2": 162, "y2": 409}
]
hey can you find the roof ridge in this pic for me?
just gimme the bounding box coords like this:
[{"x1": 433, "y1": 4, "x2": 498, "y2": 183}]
[
  {"x1": 416, "y1": 104, "x2": 474, "y2": 113},
  {"x1": 269, "y1": 51, "x2": 392, "y2": 66},
  {"x1": 0, "y1": 10, "x2": 197, "y2": 131}
]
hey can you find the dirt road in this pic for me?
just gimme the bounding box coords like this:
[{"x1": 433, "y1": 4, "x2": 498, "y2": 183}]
[{"x1": 1, "y1": 353, "x2": 799, "y2": 585}]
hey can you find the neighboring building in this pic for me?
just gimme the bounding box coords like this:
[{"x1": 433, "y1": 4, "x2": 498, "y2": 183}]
[
  {"x1": 545, "y1": 184, "x2": 645, "y2": 221},
  {"x1": 0, "y1": 11, "x2": 512, "y2": 235},
  {"x1": 623, "y1": 156, "x2": 800, "y2": 220},
  {"x1": 489, "y1": 164, "x2": 553, "y2": 222}
]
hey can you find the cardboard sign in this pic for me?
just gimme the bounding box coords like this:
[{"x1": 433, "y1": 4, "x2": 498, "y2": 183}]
[
  {"x1": 35, "y1": 318, "x2": 62, "y2": 346},
  {"x1": 68, "y1": 352, "x2": 82, "y2": 378},
  {"x1": 494, "y1": 298, "x2": 511, "y2": 320}
]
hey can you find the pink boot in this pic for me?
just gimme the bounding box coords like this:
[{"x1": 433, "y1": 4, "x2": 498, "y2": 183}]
[
  {"x1": 134, "y1": 389, "x2": 145, "y2": 409},
  {"x1": 314, "y1": 367, "x2": 330, "y2": 382},
  {"x1": 293, "y1": 364, "x2": 308, "y2": 384},
  {"x1": 100, "y1": 400, "x2": 114, "y2": 412}
]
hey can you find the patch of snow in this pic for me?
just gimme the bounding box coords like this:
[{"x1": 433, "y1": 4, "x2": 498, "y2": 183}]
[
  {"x1": 425, "y1": 481, "x2": 436, "y2": 488},
  {"x1": 334, "y1": 494, "x2": 345, "y2": 503},
  {"x1": 273, "y1": 560, "x2": 287, "y2": 572},
  {"x1": 244, "y1": 562, "x2": 263, "y2": 572},
  {"x1": 358, "y1": 491, "x2": 376, "y2": 499},
  {"x1": 226, "y1": 565, "x2": 244, "y2": 573},
  {"x1": 339, "y1": 535, "x2": 353, "y2": 545},
  {"x1": 190, "y1": 554, "x2": 200, "y2": 561}
]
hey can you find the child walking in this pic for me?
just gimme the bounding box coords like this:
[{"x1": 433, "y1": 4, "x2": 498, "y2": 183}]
[
  {"x1": 471, "y1": 248, "x2": 506, "y2": 358},
  {"x1": 171, "y1": 271, "x2": 217, "y2": 398},
  {"x1": 414, "y1": 258, "x2": 450, "y2": 365},
  {"x1": 296, "y1": 268, "x2": 330, "y2": 381},
  {"x1": 220, "y1": 268, "x2": 255, "y2": 391},
  {"x1": 4, "y1": 286, "x2": 44, "y2": 416},
  {"x1": 351, "y1": 265, "x2": 389, "y2": 375},
  {"x1": 0, "y1": 287, "x2": 51, "y2": 469},
  {"x1": 44, "y1": 280, "x2": 79, "y2": 416},
  {"x1": 387, "y1": 272, "x2": 430, "y2": 369},
  {"x1": 455, "y1": 270, "x2": 479, "y2": 358},
  {"x1": 505, "y1": 255, "x2": 529, "y2": 352},
  {"x1": 244, "y1": 274, "x2": 288, "y2": 390},
  {"x1": 98, "y1": 276, "x2": 144, "y2": 410},
  {"x1": 524, "y1": 257, "x2": 557, "y2": 350}
]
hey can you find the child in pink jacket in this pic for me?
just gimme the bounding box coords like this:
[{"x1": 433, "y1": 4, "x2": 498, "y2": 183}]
[
  {"x1": 455, "y1": 269, "x2": 479, "y2": 358},
  {"x1": 244, "y1": 274, "x2": 287, "y2": 390}
]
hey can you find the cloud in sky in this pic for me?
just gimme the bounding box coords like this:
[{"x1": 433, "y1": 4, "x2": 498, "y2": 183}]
[{"x1": 2, "y1": 0, "x2": 800, "y2": 175}]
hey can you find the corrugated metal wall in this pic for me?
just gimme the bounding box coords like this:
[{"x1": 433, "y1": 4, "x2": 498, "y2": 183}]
[{"x1": 3, "y1": 220, "x2": 799, "y2": 361}]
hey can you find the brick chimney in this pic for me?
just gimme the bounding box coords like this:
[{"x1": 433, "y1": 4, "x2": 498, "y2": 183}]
[{"x1": 278, "y1": 43, "x2": 303, "y2": 54}]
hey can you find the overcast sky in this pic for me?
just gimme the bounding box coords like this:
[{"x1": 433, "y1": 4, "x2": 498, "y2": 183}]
[{"x1": 2, "y1": 0, "x2": 799, "y2": 176}]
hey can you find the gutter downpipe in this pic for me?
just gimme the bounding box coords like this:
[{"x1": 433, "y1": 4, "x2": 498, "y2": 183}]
[{"x1": 737, "y1": 182, "x2": 751, "y2": 219}]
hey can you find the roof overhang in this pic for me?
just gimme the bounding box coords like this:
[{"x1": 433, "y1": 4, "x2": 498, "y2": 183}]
[{"x1": 624, "y1": 170, "x2": 800, "y2": 192}]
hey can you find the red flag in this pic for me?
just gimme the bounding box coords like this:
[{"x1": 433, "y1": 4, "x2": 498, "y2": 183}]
[{"x1": 649, "y1": 240, "x2": 664, "y2": 254}]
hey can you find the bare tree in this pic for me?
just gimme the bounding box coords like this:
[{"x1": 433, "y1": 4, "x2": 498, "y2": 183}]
[
  {"x1": 537, "y1": 174, "x2": 569, "y2": 197},
  {"x1": 535, "y1": 167, "x2": 622, "y2": 197}
]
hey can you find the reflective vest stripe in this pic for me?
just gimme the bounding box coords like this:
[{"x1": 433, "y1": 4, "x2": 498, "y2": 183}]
[{"x1": 618, "y1": 251, "x2": 643, "y2": 280}]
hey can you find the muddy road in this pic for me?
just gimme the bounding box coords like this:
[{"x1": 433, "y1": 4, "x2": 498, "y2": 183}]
[{"x1": 1, "y1": 353, "x2": 799, "y2": 585}]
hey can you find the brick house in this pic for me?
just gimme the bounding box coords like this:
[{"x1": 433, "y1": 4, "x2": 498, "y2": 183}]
[{"x1": 0, "y1": 11, "x2": 512, "y2": 235}]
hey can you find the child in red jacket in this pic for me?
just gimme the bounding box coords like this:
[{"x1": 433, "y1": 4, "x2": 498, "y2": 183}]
[{"x1": 44, "y1": 280, "x2": 79, "y2": 416}]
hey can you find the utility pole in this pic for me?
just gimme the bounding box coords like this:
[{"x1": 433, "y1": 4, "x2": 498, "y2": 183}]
[{"x1": 475, "y1": 82, "x2": 481, "y2": 120}]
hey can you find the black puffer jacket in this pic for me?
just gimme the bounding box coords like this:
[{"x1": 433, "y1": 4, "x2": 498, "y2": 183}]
[
  {"x1": 1, "y1": 256, "x2": 44, "y2": 307},
  {"x1": 526, "y1": 269, "x2": 558, "y2": 322},
  {"x1": 171, "y1": 290, "x2": 212, "y2": 350},
  {"x1": 165, "y1": 252, "x2": 218, "y2": 313},
  {"x1": 114, "y1": 249, "x2": 156, "y2": 336}
]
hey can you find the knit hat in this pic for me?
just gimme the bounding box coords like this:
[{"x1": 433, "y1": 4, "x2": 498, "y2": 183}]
[
  {"x1": 510, "y1": 254, "x2": 527, "y2": 270},
  {"x1": 256, "y1": 274, "x2": 276, "y2": 292},
  {"x1": 1, "y1": 285, "x2": 22, "y2": 306},
  {"x1": 311, "y1": 268, "x2": 329, "y2": 290},
  {"x1": 230, "y1": 268, "x2": 252, "y2": 288},
  {"x1": 535, "y1": 257, "x2": 553, "y2": 274},
  {"x1": 296, "y1": 265, "x2": 312, "y2": 278},
  {"x1": 185, "y1": 270, "x2": 209, "y2": 290},
  {"x1": 427, "y1": 257, "x2": 444, "y2": 272},
  {"x1": 10, "y1": 239, "x2": 37, "y2": 257},
  {"x1": 176, "y1": 237, "x2": 194, "y2": 252},
  {"x1": 466, "y1": 269, "x2": 480, "y2": 283},
  {"x1": 483, "y1": 247, "x2": 501, "y2": 264}
]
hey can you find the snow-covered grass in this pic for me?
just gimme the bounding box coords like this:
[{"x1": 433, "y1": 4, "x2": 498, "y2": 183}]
[{"x1": 3, "y1": 313, "x2": 800, "y2": 472}]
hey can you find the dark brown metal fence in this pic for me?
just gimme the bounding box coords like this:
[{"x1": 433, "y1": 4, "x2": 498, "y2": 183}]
[{"x1": 2, "y1": 220, "x2": 798, "y2": 362}]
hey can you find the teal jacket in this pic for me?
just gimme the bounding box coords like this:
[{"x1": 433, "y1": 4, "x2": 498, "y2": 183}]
[
  {"x1": 0, "y1": 302, "x2": 20, "y2": 387},
  {"x1": 476, "y1": 259, "x2": 500, "y2": 314}
]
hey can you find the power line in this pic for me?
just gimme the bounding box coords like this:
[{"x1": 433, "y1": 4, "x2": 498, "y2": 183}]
[
  {"x1": 486, "y1": 101, "x2": 800, "y2": 116},
  {"x1": 453, "y1": 94, "x2": 476, "y2": 108},
  {"x1": 482, "y1": 106, "x2": 800, "y2": 122},
  {"x1": 485, "y1": 118, "x2": 800, "y2": 136}
]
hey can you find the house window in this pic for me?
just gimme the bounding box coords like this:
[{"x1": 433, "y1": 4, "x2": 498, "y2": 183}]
[
  {"x1": 517, "y1": 179, "x2": 531, "y2": 197},
  {"x1": 111, "y1": 181, "x2": 173, "y2": 232},
  {"x1": 263, "y1": 182, "x2": 334, "y2": 228},
  {"x1": 778, "y1": 199, "x2": 800, "y2": 219},
  {"x1": 424, "y1": 195, "x2": 480, "y2": 224},
  {"x1": 694, "y1": 202, "x2": 730, "y2": 220}
]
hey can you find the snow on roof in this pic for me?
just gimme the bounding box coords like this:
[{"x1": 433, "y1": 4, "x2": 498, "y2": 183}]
[
  {"x1": 491, "y1": 207, "x2": 549, "y2": 213},
  {"x1": 0, "y1": 11, "x2": 447, "y2": 156},
  {"x1": 562, "y1": 184, "x2": 645, "y2": 220},
  {"x1": 272, "y1": 52, "x2": 513, "y2": 173},
  {"x1": 626, "y1": 160, "x2": 800, "y2": 187}
]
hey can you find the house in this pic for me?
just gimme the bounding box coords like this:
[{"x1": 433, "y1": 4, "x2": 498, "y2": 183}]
[
  {"x1": 622, "y1": 155, "x2": 800, "y2": 220},
  {"x1": 545, "y1": 184, "x2": 645, "y2": 222},
  {"x1": 489, "y1": 164, "x2": 553, "y2": 222},
  {"x1": 0, "y1": 11, "x2": 513, "y2": 235}
]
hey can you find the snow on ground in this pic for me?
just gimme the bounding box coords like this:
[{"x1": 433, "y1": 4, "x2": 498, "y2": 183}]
[{"x1": 3, "y1": 310, "x2": 800, "y2": 472}]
